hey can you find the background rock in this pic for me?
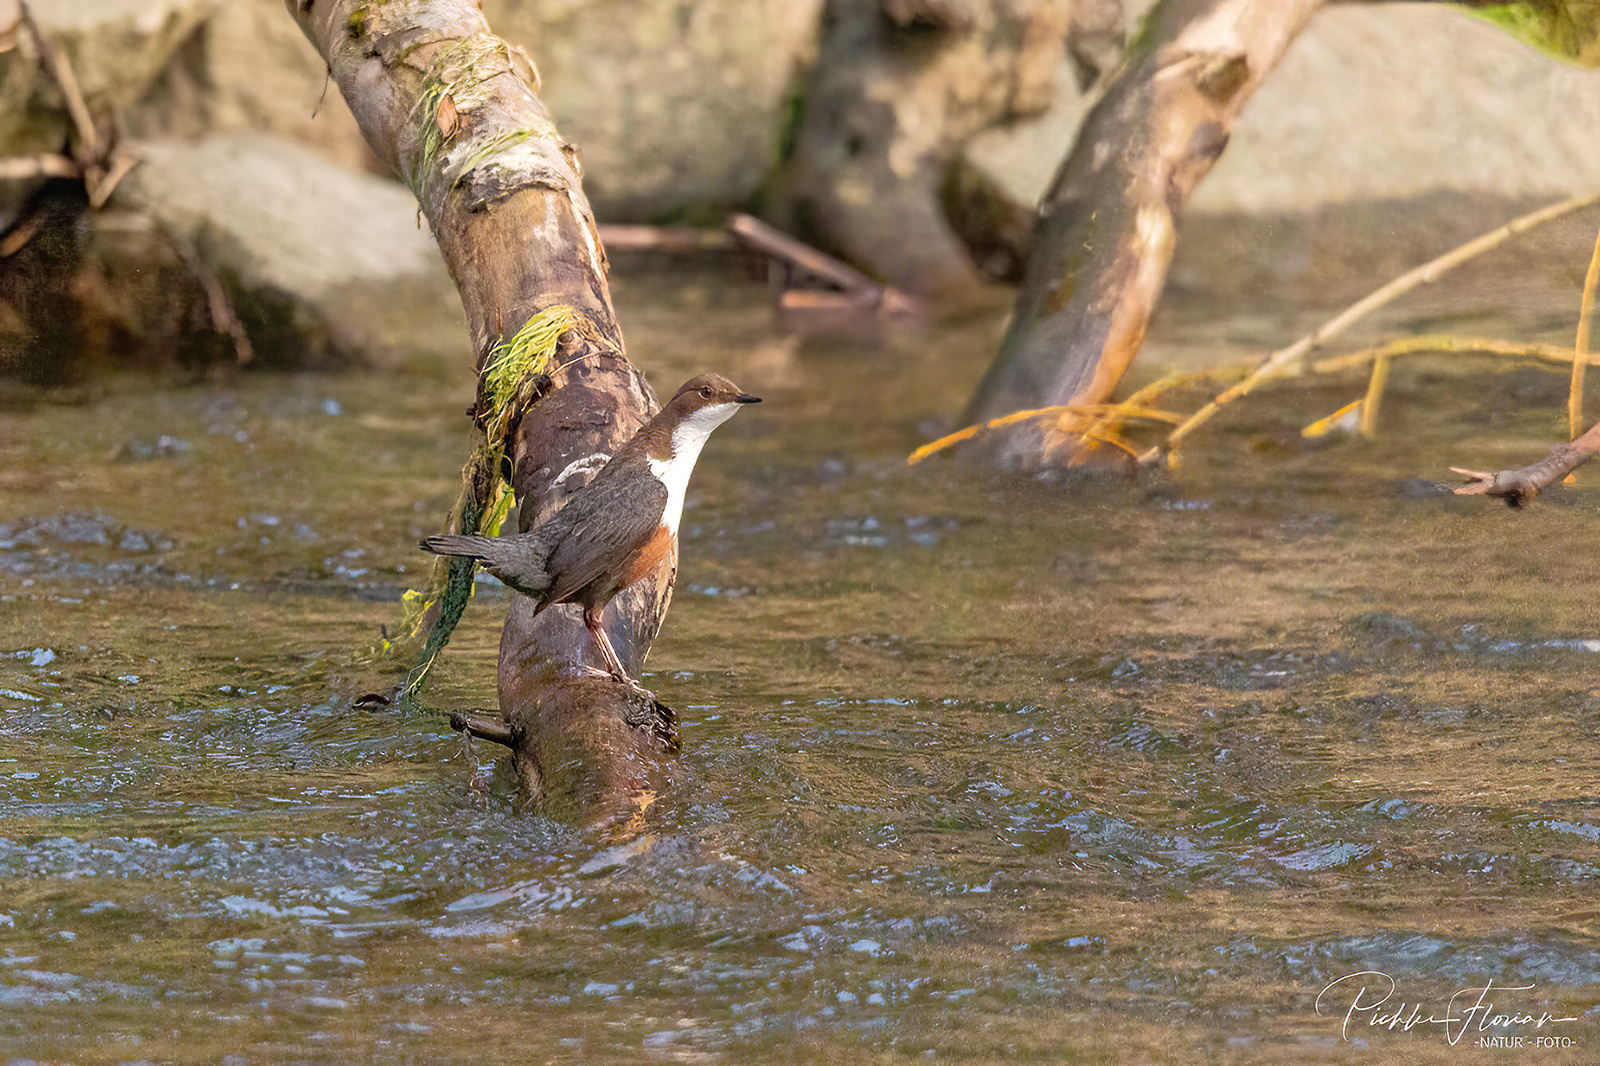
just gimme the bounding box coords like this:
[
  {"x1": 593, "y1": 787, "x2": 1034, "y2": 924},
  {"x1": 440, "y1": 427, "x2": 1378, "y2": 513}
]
[
  {"x1": 42, "y1": 1, "x2": 1600, "y2": 262},
  {"x1": 964, "y1": 4, "x2": 1600, "y2": 303},
  {"x1": 126, "y1": 0, "x2": 823, "y2": 222},
  {"x1": 1176, "y1": 4, "x2": 1600, "y2": 304},
  {"x1": 113, "y1": 134, "x2": 464, "y2": 369},
  {"x1": 1198, "y1": 5, "x2": 1600, "y2": 212},
  {"x1": 123, "y1": 0, "x2": 373, "y2": 174},
  {"x1": 493, "y1": 0, "x2": 823, "y2": 221}
]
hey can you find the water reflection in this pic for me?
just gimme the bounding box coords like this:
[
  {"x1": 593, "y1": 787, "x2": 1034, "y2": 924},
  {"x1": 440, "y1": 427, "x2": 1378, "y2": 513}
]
[{"x1": 0, "y1": 273, "x2": 1598, "y2": 1060}]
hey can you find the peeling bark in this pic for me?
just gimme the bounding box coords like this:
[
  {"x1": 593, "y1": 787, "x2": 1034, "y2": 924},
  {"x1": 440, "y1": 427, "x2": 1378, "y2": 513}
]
[
  {"x1": 964, "y1": 0, "x2": 1322, "y2": 469},
  {"x1": 289, "y1": 0, "x2": 674, "y2": 828}
]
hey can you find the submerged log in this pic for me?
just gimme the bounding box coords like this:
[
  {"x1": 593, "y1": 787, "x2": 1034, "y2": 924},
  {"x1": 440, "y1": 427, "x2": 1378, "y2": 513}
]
[
  {"x1": 289, "y1": 0, "x2": 674, "y2": 828},
  {"x1": 963, "y1": 0, "x2": 1322, "y2": 469},
  {"x1": 1452, "y1": 418, "x2": 1600, "y2": 507}
]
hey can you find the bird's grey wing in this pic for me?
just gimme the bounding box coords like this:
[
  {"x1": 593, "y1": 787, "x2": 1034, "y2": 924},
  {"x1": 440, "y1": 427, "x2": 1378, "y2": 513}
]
[{"x1": 542, "y1": 474, "x2": 668, "y2": 606}]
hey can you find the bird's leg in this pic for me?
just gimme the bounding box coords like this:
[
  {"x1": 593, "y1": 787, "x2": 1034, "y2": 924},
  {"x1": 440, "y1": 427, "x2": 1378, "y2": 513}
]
[{"x1": 584, "y1": 610, "x2": 634, "y2": 684}]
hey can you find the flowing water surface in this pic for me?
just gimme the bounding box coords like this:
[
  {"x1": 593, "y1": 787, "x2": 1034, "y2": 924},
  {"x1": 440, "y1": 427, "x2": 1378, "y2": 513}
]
[{"x1": 1, "y1": 268, "x2": 1599, "y2": 1063}]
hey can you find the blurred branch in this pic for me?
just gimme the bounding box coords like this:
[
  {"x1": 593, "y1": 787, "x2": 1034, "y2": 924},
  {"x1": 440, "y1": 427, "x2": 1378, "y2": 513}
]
[
  {"x1": 1569, "y1": 225, "x2": 1600, "y2": 436},
  {"x1": 0, "y1": 155, "x2": 78, "y2": 181},
  {"x1": 1452, "y1": 418, "x2": 1600, "y2": 505},
  {"x1": 728, "y1": 213, "x2": 924, "y2": 317},
  {"x1": 20, "y1": 1, "x2": 104, "y2": 162},
  {"x1": 12, "y1": 1, "x2": 140, "y2": 206},
  {"x1": 1310, "y1": 334, "x2": 1591, "y2": 373}
]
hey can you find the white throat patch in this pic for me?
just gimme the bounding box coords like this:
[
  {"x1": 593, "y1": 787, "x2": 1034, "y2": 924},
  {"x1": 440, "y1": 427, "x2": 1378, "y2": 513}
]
[{"x1": 647, "y1": 401, "x2": 742, "y2": 534}]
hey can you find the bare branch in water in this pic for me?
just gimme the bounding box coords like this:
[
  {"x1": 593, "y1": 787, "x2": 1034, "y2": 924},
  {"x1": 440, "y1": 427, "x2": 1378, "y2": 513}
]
[{"x1": 1452, "y1": 419, "x2": 1600, "y2": 507}]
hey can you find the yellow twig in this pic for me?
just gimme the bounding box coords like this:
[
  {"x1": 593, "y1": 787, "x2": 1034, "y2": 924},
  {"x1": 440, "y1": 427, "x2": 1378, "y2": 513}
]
[
  {"x1": 1572, "y1": 226, "x2": 1600, "y2": 440},
  {"x1": 1302, "y1": 399, "x2": 1363, "y2": 440},
  {"x1": 1310, "y1": 334, "x2": 1587, "y2": 374},
  {"x1": 1143, "y1": 191, "x2": 1600, "y2": 465},
  {"x1": 1078, "y1": 425, "x2": 1142, "y2": 459},
  {"x1": 1074, "y1": 370, "x2": 1196, "y2": 442},
  {"x1": 908, "y1": 399, "x2": 1182, "y2": 465},
  {"x1": 1359, "y1": 355, "x2": 1390, "y2": 439}
]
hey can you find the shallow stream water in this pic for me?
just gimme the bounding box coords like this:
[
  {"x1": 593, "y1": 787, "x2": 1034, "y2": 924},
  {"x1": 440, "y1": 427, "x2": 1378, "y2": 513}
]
[{"x1": 2, "y1": 265, "x2": 1599, "y2": 1063}]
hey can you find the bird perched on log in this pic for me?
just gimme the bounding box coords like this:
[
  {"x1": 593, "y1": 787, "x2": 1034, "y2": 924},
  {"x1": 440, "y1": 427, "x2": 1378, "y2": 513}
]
[{"x1": 421, "y1": 373, "x2": 760, "y2": 684}]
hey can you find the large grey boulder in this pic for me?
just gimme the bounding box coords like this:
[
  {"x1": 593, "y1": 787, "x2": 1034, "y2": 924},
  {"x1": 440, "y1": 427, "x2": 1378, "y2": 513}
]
[
  {"x1": 1197, "y1": 5, "x2": 1600, "y2": 212},
  {"x1": 968, "y1": 5, "x2": 1600, "y2": 213},
  {"x1": 497, "y1": 0, "x2": 824, "y2": 221},
  {"x1": 113, "y1": 133, "x2": 464, "y2": 368}
]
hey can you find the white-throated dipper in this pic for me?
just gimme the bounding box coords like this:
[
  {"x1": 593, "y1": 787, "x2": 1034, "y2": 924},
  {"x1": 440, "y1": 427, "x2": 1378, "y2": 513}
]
[{"x1": 420, "y1": 373, "x2": 760, "y2": 683}]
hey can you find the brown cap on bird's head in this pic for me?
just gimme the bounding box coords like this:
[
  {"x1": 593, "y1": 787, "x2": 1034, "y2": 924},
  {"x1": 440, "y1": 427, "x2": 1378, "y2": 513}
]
[
  {"x1": 667, "y1": 373, "x2": 761, "y2": 411},
  {"x1": 629, "y1": 373, "x2": 760, "y2": 463}
]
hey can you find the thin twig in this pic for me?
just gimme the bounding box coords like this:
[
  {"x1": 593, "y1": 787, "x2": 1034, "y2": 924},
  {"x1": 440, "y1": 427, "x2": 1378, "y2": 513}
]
[
  {"x1": 907, "y1": 399, "x2": 1182, "y2": 465},
  {"x1": 18, "y1": 1, "x2": 139, "y2": 211},
  {"x1": 198, "y1": 270, "x2": 255, "y2": 365},
  {"x1": 908, "y1": 370, "x2": 1209, "y2": 465},
  {"x1": 1571, "y1": 226, "x2": 1600, "y2": 439},
  {"x1": 169, "y1": 239, "x2": 255, "y2": 366},
  {"x1": 1142, "y1": 192, "x2": 1600, "y2": 465},
  {"x1": 0, "y1": 214, "x2": 41, "y2": 259},
  {"x1": 1310, "y1": 334, "x2": 1588, "y2": 374},
  {"x1": 87, "y1": 149, "x2": 138, "y2": 209},
  {"x1": 0, "y1": 154, "x2": 78, "y2": 181},
  {"x1": 1075, "y1": 370, "x2": 1193, "y2": 444},
  {"x1": 1359, "y1": 355, "x2": 1390, "y2": 439},
  {"x1": 20, "y1": 2, "x2": 104, "y2": 164}
]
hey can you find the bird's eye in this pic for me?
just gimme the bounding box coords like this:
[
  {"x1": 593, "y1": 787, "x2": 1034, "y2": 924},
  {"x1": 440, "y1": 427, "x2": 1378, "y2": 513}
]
[{"x1": 698, "y1": 386, "x2": 713, "y2": 398}]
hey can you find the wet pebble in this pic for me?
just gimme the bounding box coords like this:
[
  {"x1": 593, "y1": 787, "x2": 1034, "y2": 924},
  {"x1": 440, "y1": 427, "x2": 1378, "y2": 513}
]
[
  {"x1": 108, "y1": 435, "x2": 194, "y2": 462},
  {"x1": 0, "y1": 513, "x2": 172, "y2": 556}
]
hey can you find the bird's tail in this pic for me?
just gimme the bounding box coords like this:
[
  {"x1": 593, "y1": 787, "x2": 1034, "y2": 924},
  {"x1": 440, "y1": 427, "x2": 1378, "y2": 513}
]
[
  {"x1": 418, "y1": 533, "x2": 550, "y2": 597},
  {"x1": 420, "y1": 533, "x2": 501, "y2": 563}
]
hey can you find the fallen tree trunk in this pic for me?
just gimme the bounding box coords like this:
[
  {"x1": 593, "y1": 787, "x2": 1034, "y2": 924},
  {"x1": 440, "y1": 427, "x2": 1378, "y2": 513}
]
[
  {"x1": 963, "y1": 0, "x2": 1322, "y2": 469},
  {"x1": 288, "y1": 0, "x2": 675, "y2": 831}
]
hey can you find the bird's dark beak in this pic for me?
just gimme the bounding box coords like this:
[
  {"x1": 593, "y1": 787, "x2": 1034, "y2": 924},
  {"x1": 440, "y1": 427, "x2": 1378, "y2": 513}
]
[{"x1": 736, "y1": 393, "x2": 761, "y2": 404}]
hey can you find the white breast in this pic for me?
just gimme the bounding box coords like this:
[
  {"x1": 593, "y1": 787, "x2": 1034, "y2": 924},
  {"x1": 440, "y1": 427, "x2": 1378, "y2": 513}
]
[{"x1": 646, "y1": 401, "x2": 743, "y2": 534}]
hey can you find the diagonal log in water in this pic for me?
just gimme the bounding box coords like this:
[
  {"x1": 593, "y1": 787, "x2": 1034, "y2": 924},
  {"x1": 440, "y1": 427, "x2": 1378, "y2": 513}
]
[{"x1": 289, "y1": 0, "x2": 676, "y2": 828}]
